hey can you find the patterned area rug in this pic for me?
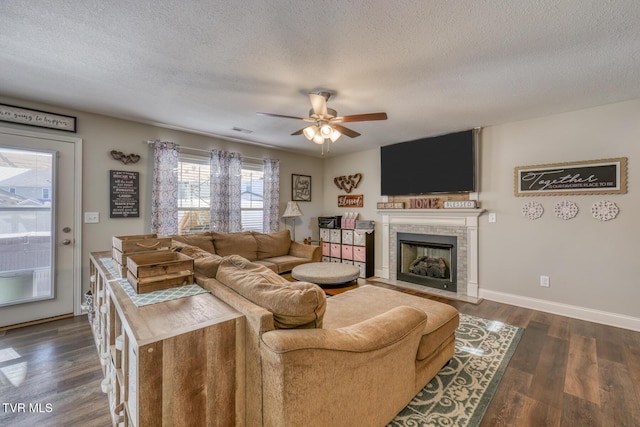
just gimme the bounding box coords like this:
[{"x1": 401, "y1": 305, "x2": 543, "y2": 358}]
[{"x1": 389, "y1": 313, "x2": 523, "y2": 427}]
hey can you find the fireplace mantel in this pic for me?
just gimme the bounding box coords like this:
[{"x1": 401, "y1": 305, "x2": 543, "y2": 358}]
[{"x1": 377, "y1": 208, "x2": 485, "y2": 298}]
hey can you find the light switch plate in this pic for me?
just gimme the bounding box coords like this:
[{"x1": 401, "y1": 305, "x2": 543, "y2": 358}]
[
  {"x1": 84, "y1": 212, "x2": 99, "y2": 223},
  {"x1": 488, "y1": 213, "x2": 497, "y2": 223}
]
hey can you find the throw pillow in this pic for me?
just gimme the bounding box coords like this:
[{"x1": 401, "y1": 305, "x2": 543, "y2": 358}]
[{"x1": 216, "y1": 255, "x2": 326, "y2": 329}]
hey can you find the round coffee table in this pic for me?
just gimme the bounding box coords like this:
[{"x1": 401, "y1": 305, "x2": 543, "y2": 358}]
[{"x1": 292, "y1": 262, "x2": 360, "y2": 291}]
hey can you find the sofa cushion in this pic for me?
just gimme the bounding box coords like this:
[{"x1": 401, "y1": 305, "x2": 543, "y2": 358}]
[
  {"x1": 254, "y1": 230, "x2": 291, "y2": 259},
  {"x1": 262, "y1": 255, "x2": 308, "y2": 274},
  {"x1": 216, "y1": 255, "x2": 326, "y2": 329},
  {"x1": 323, "y1": 285, "x2": 459, "y2": 362},
  {"x1": 171, "y1": 232, "x2": 216, "y2": 254},
  {"x1": 172, "y1": 242, "x2": 222, "y2": 277},
  {"x1": 212, "y1": 231, "x2": 258, "y2": 260}
]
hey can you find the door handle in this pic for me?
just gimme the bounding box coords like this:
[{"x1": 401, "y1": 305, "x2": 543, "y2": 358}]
[{"x1": 61, "y1": 239, "x2": 72, "y2": 245}]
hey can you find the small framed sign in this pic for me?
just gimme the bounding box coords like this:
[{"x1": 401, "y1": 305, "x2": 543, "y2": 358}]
[
  {"x1": 338, "y1": 194, "x2": 364, "y2": 208},
  {"x1": 110, "y1": 170, "x2": 140, "y2": 218},
  {"x1": 443, "y1": 200, "x2": 477, "y2": 209},
  {"x1": 515, "y1": 158, "x2": 628, "y2": 196},
  {"x1": 0, "y1": 103, "x2": 77, "y2": 132}
]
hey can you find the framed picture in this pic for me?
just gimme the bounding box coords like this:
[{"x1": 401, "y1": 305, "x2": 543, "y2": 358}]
[
  {"x1": 0, "y1": 103, "x2": 77, "y2": 132},
  {"x1": 514, "y1": 157, "x2": 627, "y2": 196},
  {"x1": 292, "y1": 174, "x2": 311, "y2": 201}
]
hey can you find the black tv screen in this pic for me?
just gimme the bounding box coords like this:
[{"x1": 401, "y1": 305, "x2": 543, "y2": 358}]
[{"x1": 380, "y1": 130, "x2": 476, "y2": 195}]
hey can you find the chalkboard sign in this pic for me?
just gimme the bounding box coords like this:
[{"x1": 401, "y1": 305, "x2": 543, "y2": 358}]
[
  {"x1": 515, "y1": 158, "x2": 627, "y2": 196},
  {"x1": 110, "y1": 170, "x2": 140, "y2": 218}
]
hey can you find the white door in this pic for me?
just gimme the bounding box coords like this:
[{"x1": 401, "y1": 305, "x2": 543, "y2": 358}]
[{"x1": 0, "y1": 128, "x2": 80, "y2": 327}]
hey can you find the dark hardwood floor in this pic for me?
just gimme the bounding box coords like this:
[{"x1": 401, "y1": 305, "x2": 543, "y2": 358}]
[{"x1": 1, "y1": 283, "x2": 639, "y2": 426}]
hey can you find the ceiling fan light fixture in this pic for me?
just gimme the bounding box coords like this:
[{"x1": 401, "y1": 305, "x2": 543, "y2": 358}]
[
  {"x1": 257, "y1": 91, "x2": 387, "y2": 153},
  {"x1": 329, "y1": 128, "x2": 341, "y2": 142},
  {"x1": 303, "y1": 125, "x2": 319, "y2": 141},
  {"x1": 320, "y1": 123, "x2": 333, "y2": 137}
]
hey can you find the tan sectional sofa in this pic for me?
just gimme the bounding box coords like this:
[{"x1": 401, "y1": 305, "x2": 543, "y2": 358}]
[
  {"x1": 170, "y1": 229, "x2": 321, "y2": 274},
  {"x1": 181, "y1": 252, "x2": 460, "y2": 427}
]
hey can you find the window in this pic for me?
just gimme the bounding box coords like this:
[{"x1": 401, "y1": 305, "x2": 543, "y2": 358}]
[
  {"x1": 42, "y1": 188, "x2": 50, "y2": 200},
  {"x1": 177, "y1": 155, "x2": 210, "y2": 235},
  {"x1": 240, "y1": 160, "x2": 264, "y2": 232},
  {"x1": 177, "y1": 155, "x2": 264, "y2": 234}
]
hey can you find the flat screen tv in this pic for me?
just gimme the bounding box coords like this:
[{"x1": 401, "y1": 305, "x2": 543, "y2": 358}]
[{"x1": 380, "y1": 130, "x2": 476, "y2": 195}]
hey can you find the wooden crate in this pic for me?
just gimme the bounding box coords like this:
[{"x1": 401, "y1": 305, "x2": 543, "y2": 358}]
[
  {"x1": 112, "y1": 234, "x2": 171, "y2": 253},
  {"x1": 112, "y1": 234, "x2": 172, "y2": 279},
  {"x1": 112, "y1": 247, "x2": 169, "y2": 266},
  {"x1": 126, "y1": 252, "x2": 194, "y2": 294}
]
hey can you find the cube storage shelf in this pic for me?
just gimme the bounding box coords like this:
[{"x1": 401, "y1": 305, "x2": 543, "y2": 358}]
[{"x1": 319, "y1": 226, "x2": 375, "y2": 278}]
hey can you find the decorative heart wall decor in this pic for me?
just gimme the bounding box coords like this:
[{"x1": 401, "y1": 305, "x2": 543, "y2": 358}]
[
  {"x1": 111, "y1": 150, "x2": 141, "y2": 164},
  {"x1": 334, "y1": 173, "x2": 363, "y2": 193}
]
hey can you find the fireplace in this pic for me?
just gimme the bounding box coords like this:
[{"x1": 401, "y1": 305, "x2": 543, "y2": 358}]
[
  {"x1": 397, "y1": 233, "x2": 457, "y2": 292},
  {"x1": 379, "y1": 208, "x2": 482, "y2": 298}
]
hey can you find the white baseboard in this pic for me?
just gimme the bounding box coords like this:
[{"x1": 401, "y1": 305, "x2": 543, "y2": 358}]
[{"x1": 479, "y1": 289, "x2": 640, "y2": 332}]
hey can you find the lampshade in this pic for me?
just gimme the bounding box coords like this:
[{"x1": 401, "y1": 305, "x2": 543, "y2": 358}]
[
  {"x1": 329, "y1": 128, "x2": 341, "y2": 142},
  {"x1": 303, "y1": 125, "x2": 319, "y2": 141},
  {"x1": 282, "y1": 201, "x2": 303, "y2": 218}
]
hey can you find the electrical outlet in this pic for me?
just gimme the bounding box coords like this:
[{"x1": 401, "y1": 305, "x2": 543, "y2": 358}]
[
  {"x1": 540, "y1": 275, "x2": 550, "y2": 287},
  {"x1": 488, "y1": 212, "x2": 497, "y2": 223}
]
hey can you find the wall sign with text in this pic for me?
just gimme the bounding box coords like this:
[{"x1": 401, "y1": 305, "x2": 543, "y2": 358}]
[
  {"x1": 514, "y1": 158, "x2": 627, "y2": 196},
  {"x1": 110, "y1": 170, "x2": 140, "y2": 218},
  {"x1": 0, "y1": 103, "x2": 77, "y2": 132},
  {"x1": 338, "y1": 194, "x2": 364, "y2": 208}
]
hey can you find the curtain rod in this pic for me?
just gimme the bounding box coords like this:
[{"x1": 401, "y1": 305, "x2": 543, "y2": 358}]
[{"x1": 145, "y1": 140, "x2": 268, "y2": 162}]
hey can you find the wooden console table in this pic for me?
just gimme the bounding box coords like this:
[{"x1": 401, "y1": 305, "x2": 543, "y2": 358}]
[{"x1": 88, "y1": 251, "x2": 244, "y2": 426}]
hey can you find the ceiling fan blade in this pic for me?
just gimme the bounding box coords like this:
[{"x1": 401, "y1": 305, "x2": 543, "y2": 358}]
[
  {"x1": 309, "y1": 93, "x2": 328, "y2": 116},
  {"x1": 291, "y1": 128, "x2": 306, "y2": 136},
  {"x1": 332, "y1": 112, "x2": 388, "y2": 123},
  {"x1": 332, "y1": 124, "x2": 361, "y2": 138},
  {"x1": 256, "y1": 112, "x2": 306, "y2": 120}
]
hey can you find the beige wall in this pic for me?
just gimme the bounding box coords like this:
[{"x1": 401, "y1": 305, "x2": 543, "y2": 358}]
[
  {"x1": 0, "y1": 96, "x2": 325, "y2": 296},
  {"x1": 322, "y1": 148, "x2": 383, "y2": 267},
  {"x1": 478, "y1": 99, "x2": 639, "y2": 320},
  {"x1": 323, "y1": 99, "x2": 640, "y2": 325}
]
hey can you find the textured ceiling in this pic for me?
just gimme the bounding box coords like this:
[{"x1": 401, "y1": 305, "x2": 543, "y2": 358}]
[{"x1": 1, "y1": 1, "x2": 640, "y2": 157}]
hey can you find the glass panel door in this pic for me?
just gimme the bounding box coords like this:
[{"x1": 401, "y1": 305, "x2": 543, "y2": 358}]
[
  {"x1": 0, "y1": 147, "x2": 54, "y2": 306},
  {"x1": 0, "y1": 127, "x2": 77, "y2": 328}
]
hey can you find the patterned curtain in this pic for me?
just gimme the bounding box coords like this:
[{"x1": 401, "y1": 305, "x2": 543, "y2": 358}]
[
  {"x1": 151, "y1": 141, "x2": 179, "y2": 236},
  {"x1": 262, "y1": 158, "x2": 280, "y2": 232},
  {"x1": 210, "y1": 149, "x2": 242, "y2": 232}
]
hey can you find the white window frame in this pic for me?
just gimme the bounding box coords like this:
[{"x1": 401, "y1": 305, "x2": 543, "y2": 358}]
[{"x1": 176, "y1": 154, "x2": 266, "y2": 234}]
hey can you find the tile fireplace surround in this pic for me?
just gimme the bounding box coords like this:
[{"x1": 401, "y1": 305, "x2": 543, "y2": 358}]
[{"x1": 377, "y1": 208, "x2": 484, "y2": 301}]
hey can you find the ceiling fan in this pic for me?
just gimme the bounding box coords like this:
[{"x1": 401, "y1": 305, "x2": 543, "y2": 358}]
[{"x1": 257, "y1": 91, "x2": 387, "y2": 153}]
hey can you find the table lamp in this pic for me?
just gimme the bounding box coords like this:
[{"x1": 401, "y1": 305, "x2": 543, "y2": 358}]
[{"x1": 282, "y1": 201, "x2": 303, "y2": 241}]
